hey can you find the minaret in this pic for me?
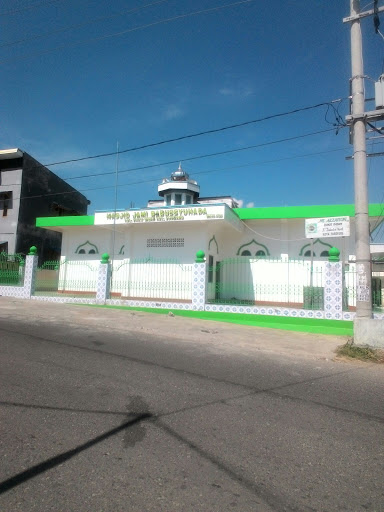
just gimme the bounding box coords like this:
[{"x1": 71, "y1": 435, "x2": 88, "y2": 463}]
[{"x1": 158, "y1": 164, "x2": 200, "y2": 206}]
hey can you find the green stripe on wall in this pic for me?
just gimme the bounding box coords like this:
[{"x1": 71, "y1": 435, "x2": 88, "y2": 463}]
[
  {"x1": 236, "y1": 204, "x2": 383, "y2": 220},
  {"x1": 36, "y1": 215, "x2": 95, "y2": 227}
]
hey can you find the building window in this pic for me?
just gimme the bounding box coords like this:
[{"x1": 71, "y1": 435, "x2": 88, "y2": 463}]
[
  {"x1": 185, "y1": 195, "x2": 192, "y2": 204},
  {"x1": 174, "y1": 193, "x2": 182, "y2": 205},
  {"x1": 0, "y1": 191, "x2": 12, "y2": 217},
  {"x1": 78, "y1": 249, "x2": 86, "y2": 254},
  {"x1": 256, "y1": 250, "x2": 266, "y2": 257},
  {"x1": 88, "y1": 249, "x2": 96, "y2": 254},
  {"x1": 320, "y1": 250, "x2": 329, "y2": 257},
  {"x1": 165, "y1": 195, "x2": 171, "y2": 206},
  {"x1": 241, "y1": 250, "x2": 252, "y2": 256},
  {"x1": 304, "y1": 250, "x2": 316, "y2": 257},
  {"x1": 147, "y1": 238, "x2": 184, "y2": 248},
  {"x1": 208, "y1": 255, "x2": 214, "y2": 283}
]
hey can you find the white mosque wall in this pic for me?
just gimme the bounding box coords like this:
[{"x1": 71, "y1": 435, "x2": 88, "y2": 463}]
[{"x1": 55, "y1": 217, "x2": 358, "y2": 305}]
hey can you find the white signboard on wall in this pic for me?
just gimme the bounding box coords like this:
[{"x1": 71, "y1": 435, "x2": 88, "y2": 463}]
[
  {"x1": 305, "y1": 216, "x2": 350, "y2": 238},
  {"x1": 94, "y1": 205, "x2": 225, "y2": 225}
]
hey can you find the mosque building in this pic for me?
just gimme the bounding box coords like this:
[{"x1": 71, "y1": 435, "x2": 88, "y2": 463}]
[{"x1": 36, "y1": 163, "x2": 383, "y2": 267}]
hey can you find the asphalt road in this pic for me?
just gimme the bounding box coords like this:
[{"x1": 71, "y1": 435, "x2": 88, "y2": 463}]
[{"x1": 0, "y1": 302, "x2": 383, "y2": 511}]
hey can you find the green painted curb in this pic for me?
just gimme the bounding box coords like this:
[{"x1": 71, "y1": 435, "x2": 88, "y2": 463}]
[{"x1": 73, "y1": 304, "x2": 353, "y2": 336}]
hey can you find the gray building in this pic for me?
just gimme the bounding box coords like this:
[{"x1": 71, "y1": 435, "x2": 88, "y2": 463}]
[{"x1": 0, "y1": 148, "x2": 90, "y2": 261}]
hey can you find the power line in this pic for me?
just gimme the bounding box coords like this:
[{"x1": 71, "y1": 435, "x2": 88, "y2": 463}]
[
  {"x1": 0, "y1": 0, "x2": 256, "y2": 64},
  {"x1": 14, "y1": 144, "x2": 351, "y2": 202},
  {"x1": 25, "y1": 98, "x2": 347, "y2": 171},
  {"x1": 0, "y1": 0, "x2": 65, "y2": 16},
  {"x1": 0, "y1": 0, "x2": 171, "y2": 48},
  {"x1": 62, "y1": 127, "x2": 341, "y2": 181}
]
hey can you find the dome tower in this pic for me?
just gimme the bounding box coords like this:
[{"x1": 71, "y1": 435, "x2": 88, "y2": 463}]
[{"x1": 157, "y1": 164, "x2": 200, "y2": 206}]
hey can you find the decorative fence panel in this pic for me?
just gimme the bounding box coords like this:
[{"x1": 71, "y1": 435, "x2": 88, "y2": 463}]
[
  {"x1": 109, "y1": 257, "x2": 193, "y2": 301},
  {"x1": 208, "y1": 257, "x2": 324, "y2": 309},
  {"x1": 34, "y1": 259, "x2": 98, "y2": 298},
  {"x1": 0, "y1": 252, "x2": 25, "y2": 286},
  {"x1": 344, "y1": 265, "x2": 356, "y2": 310}
]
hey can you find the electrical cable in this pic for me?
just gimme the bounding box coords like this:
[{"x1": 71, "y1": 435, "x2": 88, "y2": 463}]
[
  {"x1": 11, "y1": 143, "x2": 351, "y2": 202},
  {"x1": 62, "y1": 127, "x2": 341, "y2": 181},
  {"x1": 0, "y1": 0, "x2": 171, "y2": 49},
  {"x1": 0, "y1": 0, "x2": 256, "y2": 64},
  {"x1": 370, "y1": 188, "x2": 384, "y2": 234},
  {"x1": 0, "y1": 0, "x2": 65, "y2": 16},
  {"x1": 23, "y1": 98, "x2": 347, "y2": 172},
  {"x1": 242, "y1": 220, "x2": 308, "y2": 242},
  {"x1": 374, "y1": 0, "x2": 380, "y2": 33}
]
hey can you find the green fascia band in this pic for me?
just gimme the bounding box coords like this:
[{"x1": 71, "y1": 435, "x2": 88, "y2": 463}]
[
  {"x1": 236, "y1": 203, "x2": 383, "y2": 220},
  {"x1": 36, "y1": 215, "x2": 95, "y2": 227},
  {"x1": 35, "y1": 204, "x2": 383, "y2": 227},
  {"x1": 74, "y1": 304, "x2": 353, "y2": 336}
]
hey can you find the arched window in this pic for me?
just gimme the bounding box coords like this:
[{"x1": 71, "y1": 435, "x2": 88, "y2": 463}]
[
  {"x1": 256, "y1": 250, "x2": 266, "y2": 257},
  {"x1": 320, "y1": 250, "x2": 329, "y2": 257},
  {"x1": 241, "y1": 250, "x2": 251, "y2": 256},
  {"x1": 78, "y1": 249, "x2": 86, "y2": 254},
  {"x1": 304, "y1": 250, "x2": 316, "y2": 257},
  {"x1": 88, "y1": 249, "x2": 96, "y2": 254}
]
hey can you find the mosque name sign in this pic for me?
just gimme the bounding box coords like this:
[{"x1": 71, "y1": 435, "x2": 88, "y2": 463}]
[
  {"x1": 305, "y1": 216, "x2": 350, "y2": 238},
  {"x1": 94, "y1": 205, "x2": 225, "y2": 225}
]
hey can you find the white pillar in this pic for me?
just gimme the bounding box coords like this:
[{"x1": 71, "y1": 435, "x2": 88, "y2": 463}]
[
  {"x1": 96, "y1": 253, "x2": 111, "y2": 304},
  {"x1": 192, "y1": 251, "x2": 206, "y2": 311},
  {"x1": 324, "y1": 248, "x2": 343, "y2": 320}
]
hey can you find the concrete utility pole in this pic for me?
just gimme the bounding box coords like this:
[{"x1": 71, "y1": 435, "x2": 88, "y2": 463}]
[{"x1": 349, "y1": 0, "x2": 372, "y2": 318}]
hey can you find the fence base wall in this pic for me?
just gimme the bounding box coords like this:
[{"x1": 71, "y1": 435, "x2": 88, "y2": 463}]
[
  {"x1": 205, "y1": 303, "x2": 325, "y2": 319},
  {"x1": 107, "y1": 299, "x2": 193, "y2": 310},
  {"x1": 30, "y1": 296, "x2": 97, "y2": 304},
  {"x1": 3, "y1": 252, "x2": 381, "y2": 331}
]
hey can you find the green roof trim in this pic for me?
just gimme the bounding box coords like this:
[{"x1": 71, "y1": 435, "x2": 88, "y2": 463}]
[
  {"x1": 35, "y1": 204, "x2": 384, "y2": 227},
  {"x1": 36, "y1": 215, "x2": 95, "y2": 227},
  {"x1": 236, "y1": 204, "x2": 384, "y2": 220}
]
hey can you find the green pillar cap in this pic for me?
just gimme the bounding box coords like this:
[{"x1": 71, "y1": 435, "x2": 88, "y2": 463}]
[
  {"x1": 328, "y1": 247, "x2": 340, "y2": 262},
  {"x1": 195, "y1": 250, "x2": 205, "y2": 263},
  {"x1": 28, "y1": 246, "x2": 37, "y2": 255},
  {"x1": 101, "y1": 253, "x2": 110, "y2": 264}
]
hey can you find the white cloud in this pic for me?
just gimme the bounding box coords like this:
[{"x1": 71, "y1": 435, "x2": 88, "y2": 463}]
[
  {"x1": 219, "y1": 88, "x2": 234, "y2": 96},
  {"x1": 246, "y1": 201, "x2": 255, "y2": 208},
  {"x1": 233, "y1": 197, "x2": 244, "y2": 207},
  {"x1": 163, "y1": 104, "x2": 184, "y2": 120},
  {"x1": 218, "y1": 85, "x2": 254, "y2": 98}
]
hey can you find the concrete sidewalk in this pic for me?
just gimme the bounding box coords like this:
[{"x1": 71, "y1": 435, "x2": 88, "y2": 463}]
[{"x1": 0, "y1": 297, "x2": 348, "y2": 361}]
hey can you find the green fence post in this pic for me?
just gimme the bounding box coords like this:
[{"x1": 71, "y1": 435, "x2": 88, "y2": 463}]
[
  {"x1": 96, "y1": 253, "x2": 111, "y2": 304},
  {"x1": 324, "y1": 247, "x2": 343, "y2": 320},
  {"x1": 23, "y1": 246, "x2": 39, "y2": 298}
]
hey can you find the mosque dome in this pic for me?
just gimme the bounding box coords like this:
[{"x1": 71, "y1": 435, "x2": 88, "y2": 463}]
[{"x1": 171, "y1": 163, "x2": 189, "y2": 181}]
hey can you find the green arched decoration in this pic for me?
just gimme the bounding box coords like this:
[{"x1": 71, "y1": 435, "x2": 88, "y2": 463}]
[
  {"x1": 299, "y1": 239, "x2": 332, "y2": 256},
  {"x1": 236, "y1": 239, "x2": 270, "y2": 256},
  {"x1": 75, "y1": 241, "x2": 99, "y2": 254},
  {"x1": 118, "y1": 245, "x2": 125, "y2": 255},
  {"x1": 208, "y1": 235, "x2": 219, "y2": 254}
]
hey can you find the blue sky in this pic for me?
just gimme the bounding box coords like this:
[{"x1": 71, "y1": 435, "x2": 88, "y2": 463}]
[{"x1": 1, "y1": 0, "x2": 384, "y2": 234}]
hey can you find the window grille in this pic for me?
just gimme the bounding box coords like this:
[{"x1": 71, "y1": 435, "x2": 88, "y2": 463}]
[{"x1": 147, "y1": 238, "x2": 184, "y2": 248}]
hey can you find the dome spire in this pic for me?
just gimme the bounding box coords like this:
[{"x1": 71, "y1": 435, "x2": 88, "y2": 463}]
[{"x1": 171, "y1": 163, "x2": 189, "y2": 181}]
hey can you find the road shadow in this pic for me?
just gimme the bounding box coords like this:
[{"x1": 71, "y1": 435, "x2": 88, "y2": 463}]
[{"x1": 0, "y1": 413, "x2": 151, "y2": 495}]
